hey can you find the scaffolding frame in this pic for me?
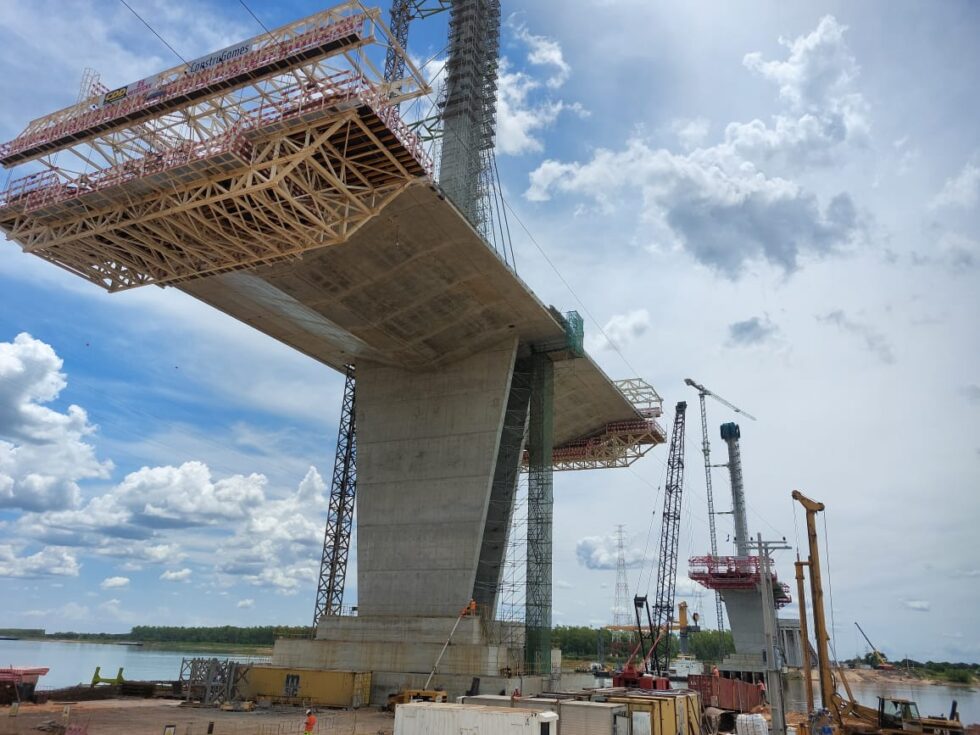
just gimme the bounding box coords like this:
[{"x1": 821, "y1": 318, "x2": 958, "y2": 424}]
[{"x1": 0, "y1": 2, "x2": 431, "y2": 293}]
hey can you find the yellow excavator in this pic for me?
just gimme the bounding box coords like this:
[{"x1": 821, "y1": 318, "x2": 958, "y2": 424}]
[{"x1": 792, "y1": 491, "x2": 963, "y2": 735}]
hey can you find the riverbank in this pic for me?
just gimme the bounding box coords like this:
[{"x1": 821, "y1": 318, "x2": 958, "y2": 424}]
[{"x1": 816, "y1": 667, "x2": 978, "y2": 689}]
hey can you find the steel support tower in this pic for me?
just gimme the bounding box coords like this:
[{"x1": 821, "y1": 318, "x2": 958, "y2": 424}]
[
  {"x1": 650, "y1": 401, "x2": 687, "y2": 676},
  {"x1": 312, "y1": 364, "x2": 357, "y2": 627},
  {"x1": 525, "y1": 353, "x2": 555, "y2": 674},
  {"x1": 695, "y1": 392, "x2": 726, "y2": 630},
  {"x1": 438, "y1": 0, "x2": 501, "y2": 236}
]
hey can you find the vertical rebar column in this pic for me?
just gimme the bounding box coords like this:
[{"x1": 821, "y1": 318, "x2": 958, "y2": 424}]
[
  {"x1": 312, "y1": 365, "x2": 357, "y2": 629},
  {"x1": 721, "y1": 422, "x2": 750, "y2": 556},
  {"x1": 438, "y1": 0, "x2": 501, "y2": 235},
  {"x1": 525, "y1": 353, "x2": 554, "y2": 674}
]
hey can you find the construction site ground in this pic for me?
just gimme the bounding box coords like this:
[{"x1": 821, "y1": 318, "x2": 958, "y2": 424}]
[{"x1": 0, "y1": 699, "x2": 393, "y2": 735}]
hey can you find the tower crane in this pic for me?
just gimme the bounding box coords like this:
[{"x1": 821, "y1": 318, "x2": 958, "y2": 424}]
[{"x1": 684, "y1": 378, "x2": 757, "y2": 627}]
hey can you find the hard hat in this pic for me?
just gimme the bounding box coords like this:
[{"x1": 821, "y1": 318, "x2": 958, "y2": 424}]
[{"x1": 306, "y1": 709, "x2": 313, "y2": 715}]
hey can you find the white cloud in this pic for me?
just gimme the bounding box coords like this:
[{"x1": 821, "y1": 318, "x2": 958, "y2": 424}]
[
  {"x1": 160, "y1": 568, "x2": 192, "y2": 582},
  {"x1": 575, "y1": 534, "x2": 645, "y2": 570},
  {"x1": 236, "y1": 598, "x2": 255, "y2": 609},
  {"x1": 0, "y1": 544, "x2": 80, "y2": 578},
  {"x1": 586, "y1": 309, "x2": 651, "y2": 353},
  {"x1": 930, "y1": 159, "x2": 980, "y2": 210},
  {"x1": 672, "y1": 118, "x2": 711, "y2": 150},
  {"x1": 511, "y1": 21, "x2": 571, "y2": 88},
  {"x1": 525, "y1": 16, "x2": 865, "y2": 278},
  {"x1": 495, "y1": 21, "x2": 585, "y2": 157},
  {"x1": 100, "y1": 576, "x2": 129, "y2": 589},
  {"x1": 0, "y1": 334, "x2": 113, "y2": 512},
  {"x1": 903, "y1": 599, "x2": 931, "y2": 612}
]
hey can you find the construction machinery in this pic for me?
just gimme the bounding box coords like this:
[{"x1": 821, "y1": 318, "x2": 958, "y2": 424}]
[
  {"x1": 685, "y1": 378, "x2": 756, "y2": 629},
  {"x1": 854, "y1": 622, "x2": 895, "y2": 671},
  {"x1": 792, "y1": 491, "x2": 963, "y2": 735}
]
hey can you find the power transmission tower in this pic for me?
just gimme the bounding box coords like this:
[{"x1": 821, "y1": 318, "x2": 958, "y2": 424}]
[
  {"x1": 650, "y1": 401, "x2": 687, "y2": 676},
  {"x1": 312, "y1": 365, "x2": 357, "y2": 630},
  {"x1": 613, "y1": 525, "x2": 632, "y2": 627}
]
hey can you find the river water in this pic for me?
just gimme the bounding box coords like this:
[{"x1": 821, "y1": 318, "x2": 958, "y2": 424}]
[
  {"x1": 0, "y1": 639, "x2": 269, "y2": 690},
  {"x1": 784, "y1": 676, "x2": 979, "y2": 725}
]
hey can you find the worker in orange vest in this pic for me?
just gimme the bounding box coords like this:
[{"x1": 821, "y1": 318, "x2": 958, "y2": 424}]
[
  {"x1": 461, "y1": 599, "x2": 478, "y2": 617},
  {"x1": 303, "y1": 708, "x2": 317, "y2": 734}
]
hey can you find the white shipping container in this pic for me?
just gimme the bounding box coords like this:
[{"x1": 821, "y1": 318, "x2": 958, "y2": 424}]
[
  {"x1": 395, "y1": 702, "x2": 559, "y2": 735},
  {"x1": 558, "y1": 700, "x2": 627, "y2": 735}
]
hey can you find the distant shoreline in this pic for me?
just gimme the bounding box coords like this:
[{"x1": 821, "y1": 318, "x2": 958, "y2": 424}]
[{"x1": 5, "y1": 638, "x2": 273, "y2": 656}]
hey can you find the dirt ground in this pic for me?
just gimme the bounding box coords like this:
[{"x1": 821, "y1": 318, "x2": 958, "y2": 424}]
[{"x1": 0, "y1": 699, "x2": 394, "y2": 735}]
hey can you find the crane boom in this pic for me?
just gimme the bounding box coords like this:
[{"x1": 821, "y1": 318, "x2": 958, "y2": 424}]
[
  {"x1": 650, "y1": 401, "x2": 688, "y2": 676},
  {"x1": 684, "y1": 378, "x2": 757, "y2": 421}
]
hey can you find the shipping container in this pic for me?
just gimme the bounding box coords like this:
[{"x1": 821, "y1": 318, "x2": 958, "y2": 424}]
[
  {"x1": 395, "y1": 702, "x2": 558, "y2": 735},
  {"x1": 238, "y1": 666, "x2": 370, "y2": 707},
  {"x1": 688, "y1": 675, "x2": 761, "y2": 712}
]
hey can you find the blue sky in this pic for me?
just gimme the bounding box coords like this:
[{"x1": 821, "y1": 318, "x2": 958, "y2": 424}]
[{"x1": 0, "y1": 1, "x2": 978, "y2": 662}]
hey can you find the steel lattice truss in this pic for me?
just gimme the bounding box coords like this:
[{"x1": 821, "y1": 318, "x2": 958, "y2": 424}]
[
  {"x1": 0, "y1": 2, "x2": 430, "y2": 293},
  {"x1": 650, "y1": 400, "x2": 687, "y2": 676},
  {"x1": 313, "y1": 364, "x2": 358, "y2": 627}
]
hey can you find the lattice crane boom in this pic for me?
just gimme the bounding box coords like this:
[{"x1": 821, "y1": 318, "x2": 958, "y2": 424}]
[
  {"x1": 650, "y1": 400, "x2": 687, "y2": 676},
  {"x1": 684, "y1": 378, "x2": 757, "y2": 421},
  {"x1": 312, "y1": 364, "x2": 357, "y2": 628}
]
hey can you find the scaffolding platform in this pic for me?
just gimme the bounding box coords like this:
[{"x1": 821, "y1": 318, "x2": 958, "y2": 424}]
[{"x1": 688, "y1": 555, "x2": 792, "y2": 607}]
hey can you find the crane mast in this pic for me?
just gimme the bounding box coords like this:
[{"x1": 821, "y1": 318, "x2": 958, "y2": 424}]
[
  {"x1": 686, "y1": 379, "x2": 725, "y2": 630},
  {"x1": 650, "y1": 401, "x2": 687, "y2": 675}
]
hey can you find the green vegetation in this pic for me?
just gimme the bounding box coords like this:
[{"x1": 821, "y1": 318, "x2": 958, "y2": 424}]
[
  {"x1": 552, "y1": 626, "x2": 736, "y2": 666},
  {"x1": 0, "y1": 628, "x2": 45, "y2": 638},
  {"x1": 12, "y1": 626, "x2": 311, "y2": 651}
]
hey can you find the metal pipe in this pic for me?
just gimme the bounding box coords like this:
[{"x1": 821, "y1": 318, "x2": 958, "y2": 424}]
[
  {"x1": 792, "y1": 490, "x2": 838, "y2": 722},
  {"x1": 795, "y1": 557, "x2": 815, "y2": 713}
]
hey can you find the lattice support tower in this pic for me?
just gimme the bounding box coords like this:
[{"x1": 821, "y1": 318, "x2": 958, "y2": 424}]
[
  {"x1": 525, "y1": 352, "x2": 554, "y2": 674},
  {"x1": 384, "y1": 1, "x2": 451, "y2": 84},
  {"x1": 696, "y1": 390, "x2": 726, "y2": 630},
  {"x1": 650, "y1": 401, "x2": 687, "y2": 676},
  {"x1": 312, "y1": 364, "x2": 357, "y2": 627}
]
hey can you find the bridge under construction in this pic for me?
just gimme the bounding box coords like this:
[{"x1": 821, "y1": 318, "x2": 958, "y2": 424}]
[{"x1": 0, "y1": 0, "x2": 665, "y2": 700}]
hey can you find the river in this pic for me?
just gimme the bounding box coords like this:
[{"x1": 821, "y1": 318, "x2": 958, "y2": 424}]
[
  {"x1": 0, "y1": 639, "x2": 269, "y2": 690},
  {"x1": 783, "y1": 676, "x2": 979, "y2": 725}
]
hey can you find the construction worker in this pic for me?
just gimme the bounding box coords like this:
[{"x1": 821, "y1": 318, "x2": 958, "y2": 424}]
[
  {"x1": 461, "y1": 598, "x2": 478, "y2": 617},
  {"x1": 757, "y1": 679, "x2": 767, "y2": 705},
  {"x1": 712, "y1": 665, "x2": 720, "y2": 677},
  {"x1": 303, "y1": 708, "x2": 317, "y2": 734}
]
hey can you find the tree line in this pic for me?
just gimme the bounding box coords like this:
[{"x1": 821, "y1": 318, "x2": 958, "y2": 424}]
[{"x1": 551, "y1": 626, "x2": 736, "y2": 664}]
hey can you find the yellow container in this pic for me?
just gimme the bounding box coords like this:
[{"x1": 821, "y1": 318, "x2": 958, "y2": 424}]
[{"x1": 239, "y1": 666, "x2": 370, "y2": 707}]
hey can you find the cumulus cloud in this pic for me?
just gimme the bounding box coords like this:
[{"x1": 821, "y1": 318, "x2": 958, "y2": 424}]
[
  {"x1": 100, "y1": 576, "x2": 129, "y2": 589},
  {"x1": 0, "y1": 544, "x2": 80, "y2": 578},
  {"x1": 910, "y1": 231, "x2": 979, "y2": 273},
  {"x1": 903, "y1": 599, "x2": 931, "y2": 612},
  {"x1": 236, "y1": 598, "x2": 255, "y2": 608},
  {"x1": 587, "y1": 309, "x2": 651, "y2": 352},
  {"x1": 727, "y1": 316, "x2": 779, "y2": 347},
  {"x1": 511, "y1": 21, "x2": 571, "y2": 88},
  {"x1": 160, "y1": 568, "x2": 192, "y2": 582},
  {"x1": 0, "y1": 333, "x2": 113, "y2": 512},
  {"x1": 576, "y1": 534, "x2": 645, "y2": 570},
  {"x1": 495, "y1": 21, "x2": 585, "y2": 156},
  {"x1": 525, "y1": 16, "x2": 865, "y2": 278},
  {"x1": 817, "y1": 310, "x2": 895, "y2": 364},
  {"x1": 930, "y1": 158, "x2": 980, "y2": 210}
]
